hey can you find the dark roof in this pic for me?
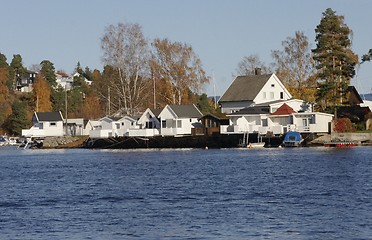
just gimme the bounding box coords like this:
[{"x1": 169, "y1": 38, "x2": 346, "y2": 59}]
[
  {"x1": 271, "y1": 103, "x2": 296, "y2": 115},
  {"x1": 36, "y1": 112, "x2": 63, "y2": 121},
  {"x1": 168, "y1": 104, "x2": 202, "y2": 118},
  {"x1": 150, "y1": 108, "x2": 162, "y2": 117},
  {"x1": 229, "y1": 106, "x2": 270, "y2": 115},
  {"x1": 347, "y1": 86, "x2": 363, "y2": 104},
  {"x1": 199, "y1": 113, "x2": 227, "y2": 121},
  {"x1": 219, "y1": 74, "x2": 272, "y2": 102}
]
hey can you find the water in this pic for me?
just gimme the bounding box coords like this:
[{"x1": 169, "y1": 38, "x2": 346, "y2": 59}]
[{"x1": 0, "y1": 146, "x2": 371, "y2": 239}]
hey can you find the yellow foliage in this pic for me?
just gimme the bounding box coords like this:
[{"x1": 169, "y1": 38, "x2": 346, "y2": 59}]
[
  {"x1": 33, "y1": 74, "x2": 52, "y2": 112},
  {"x1": 82, "y1": 94, "x2": 102, "y2": 119}
]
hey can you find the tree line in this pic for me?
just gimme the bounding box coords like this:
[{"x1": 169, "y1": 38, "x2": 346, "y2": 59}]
[{"x1": 0, "y1": 8, "x2": 370, "y2": 136}]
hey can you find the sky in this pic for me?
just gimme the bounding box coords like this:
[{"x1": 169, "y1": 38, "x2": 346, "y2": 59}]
[{"x1": 1, "y1": 0, "x2": 372, "y2": 96}]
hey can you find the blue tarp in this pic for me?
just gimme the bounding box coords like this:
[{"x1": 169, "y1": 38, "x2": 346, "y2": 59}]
[{"x1": 283, "y1": 131, "x2": 302, "y2": 142}]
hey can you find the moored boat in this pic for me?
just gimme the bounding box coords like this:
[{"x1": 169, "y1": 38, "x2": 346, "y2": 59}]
[
  {"x1": 282, "y1": 131, "x2": 303, "y2": 147},
  {"x1": 324, "y1": 141, "x2": 358, "y2": 147},
  {"x1": 0, "y1": 136, "x2": 9, "y2": 146}
]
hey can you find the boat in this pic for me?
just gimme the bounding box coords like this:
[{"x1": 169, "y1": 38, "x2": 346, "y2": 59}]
[
  {"x1": 0, "y1": 136, "x2": 9, "y2": 146},
  {"x1": 282, "y1": 131, "x2": 303, "y2": 147},
  {"x1": 239, "y1": 132, "x2": 266, "y2": 148},
  {"x1": 324, "y1": 141, "x2": 358, "y2": 147}
]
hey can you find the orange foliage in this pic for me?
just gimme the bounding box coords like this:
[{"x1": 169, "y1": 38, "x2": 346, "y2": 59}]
[
  {"x1": 82, "y1": 94, "x2": 102, "y2": 119},
  {"x1": 33, "y1": 74, "x2": 52, "y2": 112}
]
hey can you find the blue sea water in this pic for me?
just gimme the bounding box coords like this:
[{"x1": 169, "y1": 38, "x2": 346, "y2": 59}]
[{"x1": 0, "y1": 146, "x2": 371, "y2": 239}]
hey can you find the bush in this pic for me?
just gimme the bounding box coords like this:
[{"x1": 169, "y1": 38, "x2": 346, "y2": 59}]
[{"x1": 333, "y1": 118, "x2": 355, "y2": 133}]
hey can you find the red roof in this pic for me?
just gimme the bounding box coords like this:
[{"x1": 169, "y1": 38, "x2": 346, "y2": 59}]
[{"x1": 271, "y1": 103, "x2": 296, "y2": 115}]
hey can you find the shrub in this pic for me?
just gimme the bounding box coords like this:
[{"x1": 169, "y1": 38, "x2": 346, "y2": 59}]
[{"x1": 333, "y1": 118, "x2": 355, "y2": 133}]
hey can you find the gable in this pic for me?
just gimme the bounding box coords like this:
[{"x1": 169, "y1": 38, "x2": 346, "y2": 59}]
[
  {"x1": 219, "y1": 74, "x2": 272, "y2": 102},
  {"x1": 253, "y1": 74, "x2": 292, "y2": 103},
  {"x1": 271, "y1": 103, "x2": 296, "y2": 115}
]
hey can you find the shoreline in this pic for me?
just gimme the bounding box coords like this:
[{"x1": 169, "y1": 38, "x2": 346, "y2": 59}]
[{"x1": 36, "y1": 132, "x2": 372, "y2": 149}]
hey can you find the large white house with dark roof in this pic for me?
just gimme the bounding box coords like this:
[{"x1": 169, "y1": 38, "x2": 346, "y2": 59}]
[
  {"x1": 219, "y1": 73, "x2": 292, "y2": 114},
  {"x1": 219, "y1": 72, "x2": 333, "y2": 135}
]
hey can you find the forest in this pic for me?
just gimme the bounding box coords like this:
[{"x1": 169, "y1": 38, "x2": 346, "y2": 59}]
[{"x1": 0, "y1": 8, "x2": 371, "y2": 136}]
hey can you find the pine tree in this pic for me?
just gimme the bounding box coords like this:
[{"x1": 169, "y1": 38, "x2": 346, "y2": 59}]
[
  {"x1": 4, "y1": 100, "x2": 29, "y2": 136},
  {"x1": 312, "y1": 8, "x2": 358, "y2": 110}
]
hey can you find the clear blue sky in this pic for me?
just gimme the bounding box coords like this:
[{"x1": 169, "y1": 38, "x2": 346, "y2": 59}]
[{"x1": 1, "y1": 0, "x2": 372, "y2": 95}]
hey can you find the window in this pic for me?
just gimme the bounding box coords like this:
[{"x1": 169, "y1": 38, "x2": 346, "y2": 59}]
[
  {"x1": 271, "y1": 84, "x2": 275, "y2": 87},
  {"x1": 162, "y1": 120, "x2": 166, "y2": 128},
  {"x1": 263, "y1": 92, "x2": 267, "y2": 99},
  {"x1": 50, "y1": 122, "x2": 56, "y2": 127},
  {"x1": 270, "y1": 92, "x2": 274, "y2": 99},
  {"x1": 262, "y1": 119, "x2": 268, "y2": 127},
  {"x1": 177, "y1": 120, "x2": 182, "y2": 128},
  {"x1": 280, "y1": 92, "x2": 284, "y2": 99}
]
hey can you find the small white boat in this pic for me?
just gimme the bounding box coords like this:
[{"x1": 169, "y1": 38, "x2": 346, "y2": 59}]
[{"x1": 247, "y1": 142, "x2": 265, "y2": 148}]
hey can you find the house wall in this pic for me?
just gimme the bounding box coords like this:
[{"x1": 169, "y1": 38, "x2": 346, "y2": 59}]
[
  {"x1": 40, "y1": 121, "x2": 64, "y2": 136},
  {"x1": 270, "y1": 100, "x2": 308, "y2": 113},
  {"x1": 254, "y1": 76, "x2": 291, "y2": 105},
  {"x1": 220, "y1": 101, "x2": 254, "y2": 114}
]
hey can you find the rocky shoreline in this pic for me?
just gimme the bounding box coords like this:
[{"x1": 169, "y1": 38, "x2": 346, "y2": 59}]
[
  {"x1": 310, "y1": 132, "x2": 372, "y2": 146},
  {"x1": 38, "y1": 132, "x2": 372, "y2": 149},
  {"x1": 41, "y1": 136, "x2": 89, "y2": 149}
]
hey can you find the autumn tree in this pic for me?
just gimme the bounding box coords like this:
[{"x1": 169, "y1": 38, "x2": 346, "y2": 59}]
[
  {"x1": 236, "y1": 54, "x2": 271, "y2": 76},
  {"x1": 33, "y1": 74, "x2": 52, "y2": 112},
  {"x1": 150, "y1": 38, "x2": 209, "y2": 106},
  {"x1": 312, "y1": 8, "x2": 358, "y2": 110},
  {"x1": 0, "y1": 63, "x2": 12, "y2": 130},
  {"x1": 101, "y1": 22, "x2": 150, "y2": 115},
  {"x1": 272, "y1": 31, "x2": 316, "y2": 102},
  {"x1": 82, "y1": 93, "x2": 102, "y2": 119}
]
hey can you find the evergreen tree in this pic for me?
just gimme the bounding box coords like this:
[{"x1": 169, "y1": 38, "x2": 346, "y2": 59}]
[
  {"x1": 40, "y1": 60, "x2": 57, "y2": 87},
  {"x1": 312, "y1": 8, "x2": 358, "y2": 110},
  {"x1": 9, "y1": 54, "x2": 26, "y2": 91},
  {"x1": 0, "y1": 52, "x2": 8, "y2": 68},
  {"x1": 4, "y1": 100, "x2": 29, "y2": 136}
]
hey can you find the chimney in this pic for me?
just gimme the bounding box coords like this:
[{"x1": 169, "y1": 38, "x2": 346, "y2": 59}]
[{"x1": 254, "y1": 68, "x2": 261, "y2": 75}]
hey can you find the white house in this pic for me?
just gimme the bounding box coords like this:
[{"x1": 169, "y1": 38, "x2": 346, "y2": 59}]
[
  {"x1": 89, "y1": 116, "x2": 139, "y2": 138},
  {"x1": 22, "y1": 112, "x2": 64, "y2": 137},
  {"x1": 219, "y1": 73, "x2": 292, "y2": 114},
  {"x1": 159, "y1": 104, "x2": 203, "y2": 136},
  {"x1": 128, "y1": 108, "x2": 162, "y2": 137},
  {"x1": 89, "y1": 117, "x2": 120, "y2": 138},
  {"x1": 83, "y1": 120, "x2": 101, "y2": 136},
  {"x1": 223, "y1": 103, "x2": 333, "y2": 135},
  {"x1": 65, "y1": 118, "x2": 86, "y2": 136},
  {"x1": 118, "y1": 116, "x2": 139, "y2": 136}
]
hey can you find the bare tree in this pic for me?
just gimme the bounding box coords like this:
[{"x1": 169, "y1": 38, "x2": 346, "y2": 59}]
[
  {"x1": 236, "y1": 54, "x2": 271, "y2": 76},
  {"x1": 272, "y1": 31, "x2": 316, "y2": 101},
  {"x1": 150, "y1": 38, "x2": 209, "y2": 105},
  {"x1": 101, "y1": 22, "x2": 150, "y2": 114}
]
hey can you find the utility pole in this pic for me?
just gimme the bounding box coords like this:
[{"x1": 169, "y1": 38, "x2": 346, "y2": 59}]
[{"x1": 65, "y1": 84, "x2": 68, "y2": 135}]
